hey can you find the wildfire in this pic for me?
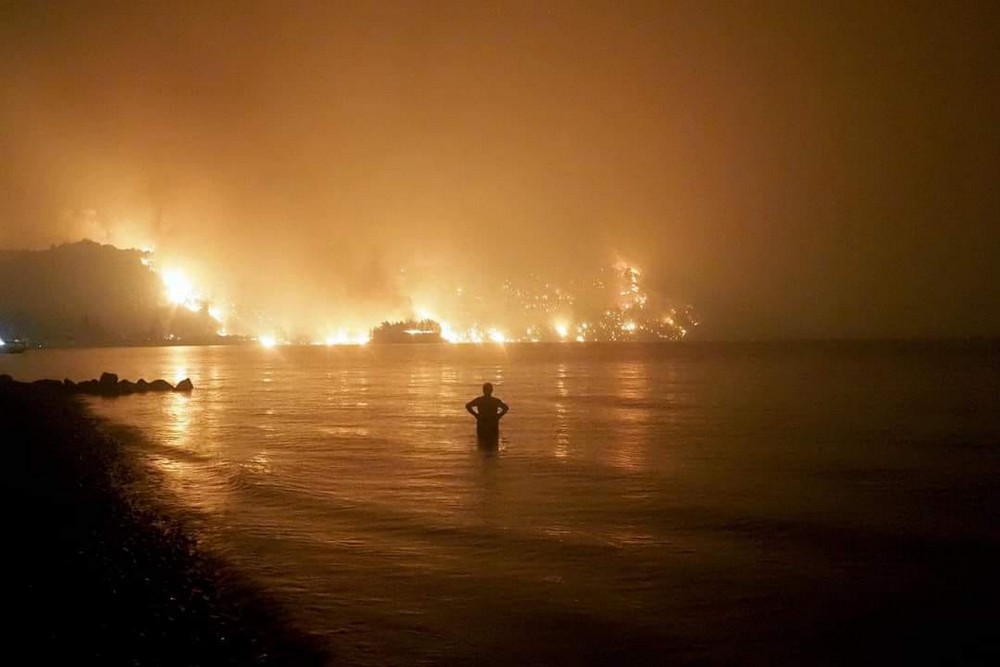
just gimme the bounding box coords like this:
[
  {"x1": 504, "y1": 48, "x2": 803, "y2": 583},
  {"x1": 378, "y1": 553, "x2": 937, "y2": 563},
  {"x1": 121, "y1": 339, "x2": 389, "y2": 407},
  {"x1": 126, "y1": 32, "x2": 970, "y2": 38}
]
[
  {"x1": 323, "y1": 331, "x2": 370, "y2": 346},
  {"x1": 162, "y1": 268, "x2": 200, "y2": 311},
  {"x1": 138, "y1": 252, "x2": 695, "y2": 346}
]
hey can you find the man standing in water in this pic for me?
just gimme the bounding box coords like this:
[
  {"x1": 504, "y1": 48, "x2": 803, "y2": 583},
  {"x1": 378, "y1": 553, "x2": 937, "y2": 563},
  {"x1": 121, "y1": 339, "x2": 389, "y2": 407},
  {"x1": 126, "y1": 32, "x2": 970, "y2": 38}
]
[{"x1": 466, "y1": 382, "x2": 509, "y2": 443}]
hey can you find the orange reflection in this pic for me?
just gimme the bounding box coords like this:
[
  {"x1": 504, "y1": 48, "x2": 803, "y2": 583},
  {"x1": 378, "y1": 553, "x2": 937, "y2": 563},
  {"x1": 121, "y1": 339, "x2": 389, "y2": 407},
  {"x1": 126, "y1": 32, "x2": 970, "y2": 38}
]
[
  {"x1": 554, "y1": 362, "x2": 570, "y2": 460},
  {"x1": 606, "y1": 361, "x2": 651, "y2": 472}
]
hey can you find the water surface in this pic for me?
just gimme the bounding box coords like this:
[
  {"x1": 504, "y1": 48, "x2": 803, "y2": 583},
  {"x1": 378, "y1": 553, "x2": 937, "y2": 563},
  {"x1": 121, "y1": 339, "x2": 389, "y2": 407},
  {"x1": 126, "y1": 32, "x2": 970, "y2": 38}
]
[{"x1": 5, "y1": 342, "x2": 998, "y2": 664}]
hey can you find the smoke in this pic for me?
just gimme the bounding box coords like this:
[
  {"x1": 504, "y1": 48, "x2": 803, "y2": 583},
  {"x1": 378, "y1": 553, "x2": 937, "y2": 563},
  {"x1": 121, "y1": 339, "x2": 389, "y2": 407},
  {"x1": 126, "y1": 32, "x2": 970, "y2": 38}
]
[{"x1": 2, "y1": 2, "x2": 998, "y2": 339}]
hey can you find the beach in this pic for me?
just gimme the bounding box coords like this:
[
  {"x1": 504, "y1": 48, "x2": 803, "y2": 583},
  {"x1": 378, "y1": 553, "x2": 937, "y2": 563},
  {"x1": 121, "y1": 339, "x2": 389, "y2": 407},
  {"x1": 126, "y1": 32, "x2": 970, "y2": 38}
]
[{"x1": 2, "y1": 376, "x2": 327, "y2": 665}]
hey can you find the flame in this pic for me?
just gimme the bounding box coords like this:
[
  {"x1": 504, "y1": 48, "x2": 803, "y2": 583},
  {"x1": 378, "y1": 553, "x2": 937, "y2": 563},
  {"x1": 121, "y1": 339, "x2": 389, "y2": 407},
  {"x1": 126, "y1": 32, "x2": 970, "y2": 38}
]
[
  {"x1": 162, "y1": 268, "x2": 195, "y2": 305},
  {"x1": 324, "y1": 331, "x2": 349, "y2": 346},
  {"x1": 323, "y1": 330, "x2": 369, "y2": 346},
  {"x1": 440, "y1": 322, "x2": 461, "y2": 343},
  {"x1": 138, "y1": 254, "x2": 692, "y2": 345},
  {"x1": 160, "y1": 267, "x2": 206, "y2": 312}
]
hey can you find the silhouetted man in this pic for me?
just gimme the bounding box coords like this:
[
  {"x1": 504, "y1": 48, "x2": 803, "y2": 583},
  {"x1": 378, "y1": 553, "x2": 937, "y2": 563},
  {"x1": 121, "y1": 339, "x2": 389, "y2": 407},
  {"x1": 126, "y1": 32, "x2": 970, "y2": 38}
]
[{"x1": 466, "y1": 382, "x2": 509, "y2": 443}]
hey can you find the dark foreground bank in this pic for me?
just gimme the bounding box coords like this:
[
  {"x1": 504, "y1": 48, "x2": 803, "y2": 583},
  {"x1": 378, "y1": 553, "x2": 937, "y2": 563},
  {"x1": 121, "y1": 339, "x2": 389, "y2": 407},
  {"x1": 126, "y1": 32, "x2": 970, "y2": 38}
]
[{"x1": 1, "y1": 378, "x2": 327, "y2": 665}]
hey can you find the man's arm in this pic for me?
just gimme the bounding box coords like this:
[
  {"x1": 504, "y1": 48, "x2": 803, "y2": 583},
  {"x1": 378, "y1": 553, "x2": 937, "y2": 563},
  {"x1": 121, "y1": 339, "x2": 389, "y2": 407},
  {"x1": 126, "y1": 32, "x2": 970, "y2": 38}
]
[
  {"x1": 498, "y1": 401, "x2": 509, "y2": 419},
  {"x1": 466, "y1": 400, "x2": 479, "y2": 418}
]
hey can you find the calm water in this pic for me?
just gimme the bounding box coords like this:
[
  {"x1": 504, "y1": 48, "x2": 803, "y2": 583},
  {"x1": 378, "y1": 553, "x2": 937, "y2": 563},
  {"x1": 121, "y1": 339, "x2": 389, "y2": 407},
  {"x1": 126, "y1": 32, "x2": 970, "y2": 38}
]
[{"x1": 4, "y1": 342, "x2": 999, "y2": 665}]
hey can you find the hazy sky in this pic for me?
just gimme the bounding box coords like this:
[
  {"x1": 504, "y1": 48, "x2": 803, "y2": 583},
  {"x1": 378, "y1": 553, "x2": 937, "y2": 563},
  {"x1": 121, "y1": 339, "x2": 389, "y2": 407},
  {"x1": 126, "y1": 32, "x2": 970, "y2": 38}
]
[{"x1": 1, "y1": 1, "x2": 997, "y2": 338}]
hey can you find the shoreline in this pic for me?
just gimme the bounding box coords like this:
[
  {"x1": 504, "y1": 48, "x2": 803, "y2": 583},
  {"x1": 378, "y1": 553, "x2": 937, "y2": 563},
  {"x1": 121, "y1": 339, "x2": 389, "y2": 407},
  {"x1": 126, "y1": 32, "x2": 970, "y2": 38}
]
[{"x1": 2, "y1": 378, "x2": 328, "y2": 665}]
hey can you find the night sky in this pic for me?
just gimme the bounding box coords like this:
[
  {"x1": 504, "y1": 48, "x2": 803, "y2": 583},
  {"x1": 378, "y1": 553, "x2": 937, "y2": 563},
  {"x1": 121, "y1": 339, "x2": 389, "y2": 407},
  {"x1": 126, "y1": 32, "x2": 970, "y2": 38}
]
[{"x1": 2, "y1": 1, "x2": 997, "y2": 339}]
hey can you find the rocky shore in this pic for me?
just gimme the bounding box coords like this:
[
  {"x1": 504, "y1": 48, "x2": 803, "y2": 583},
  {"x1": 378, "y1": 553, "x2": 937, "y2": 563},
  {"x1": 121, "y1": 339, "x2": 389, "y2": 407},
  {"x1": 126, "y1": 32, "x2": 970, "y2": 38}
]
[
  {"x1": 1, "y1": 377, "x2": 328, "y2": 665},
  {"x1": 21, "y1": 371, "x2": 195, "y2": 396}
]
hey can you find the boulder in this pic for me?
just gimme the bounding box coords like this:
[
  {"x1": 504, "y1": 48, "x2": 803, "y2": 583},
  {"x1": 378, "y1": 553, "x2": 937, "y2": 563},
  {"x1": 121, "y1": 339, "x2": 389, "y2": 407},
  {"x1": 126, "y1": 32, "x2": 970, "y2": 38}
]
[
  {"x1": 63, "y1": 379, "x2": 76, "y2": 389},
  {"x1": 32, "y1": 379, "x2": 64, "y2": 390},
  {"x1": 118, "y1": 380, "x2": 137, "y2": 395},
  {"x1": 76, "y1": 379, "x2": 100, "y2": 394},
  {"x1": 148, "y1": 379, "x2": 174, "y2": 392},
  {"x1": 98, "y1": 372, "x2": 119, "y2": 396},
  {"x1": 175, "y1": 378, "x2": 194, "y2": 392},
  {"x1": 135, "y1": 378, "x2": 150, "y2": 392}
]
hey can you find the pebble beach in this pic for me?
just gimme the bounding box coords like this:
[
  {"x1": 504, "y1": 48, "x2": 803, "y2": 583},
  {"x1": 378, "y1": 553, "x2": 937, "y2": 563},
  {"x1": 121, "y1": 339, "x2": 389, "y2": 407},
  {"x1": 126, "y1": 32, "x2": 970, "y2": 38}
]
[{"x1": 1, "y1": 376, "x2": 328, "y2": 665}]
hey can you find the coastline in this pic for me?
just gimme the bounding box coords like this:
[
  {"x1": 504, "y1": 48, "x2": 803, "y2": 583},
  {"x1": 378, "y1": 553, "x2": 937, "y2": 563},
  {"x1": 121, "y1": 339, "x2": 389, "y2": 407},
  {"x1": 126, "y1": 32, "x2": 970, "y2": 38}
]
[{"x1": 1, "y1": 378, "x2": 328, "y2": 665}]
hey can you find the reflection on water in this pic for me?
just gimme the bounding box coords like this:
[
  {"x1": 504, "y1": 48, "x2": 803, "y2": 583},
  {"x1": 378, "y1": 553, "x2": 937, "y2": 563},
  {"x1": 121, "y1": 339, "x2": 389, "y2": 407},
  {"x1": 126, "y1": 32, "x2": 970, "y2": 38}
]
[
  {"x1": 553, "y1": 362, "x2": 571, "y2": 460},
  {"x1": 608, "y1": 360, "x2": 651, "y2": 472},
  {"x1": 6, "y1": 342, "x2": 999, "y2": 665},
  {"x1": 162, "y1": 392, "x2": 194, "y2": 450}
]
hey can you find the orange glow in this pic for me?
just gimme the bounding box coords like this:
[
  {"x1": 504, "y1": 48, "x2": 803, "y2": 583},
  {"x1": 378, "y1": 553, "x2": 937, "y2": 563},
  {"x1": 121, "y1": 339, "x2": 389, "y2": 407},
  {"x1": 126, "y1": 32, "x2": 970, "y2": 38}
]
[
  {"x1": 141, "y1": 251, "x2": 691, "y2": 344},
  {"x1": 162, "y1": 268, "x2": 195, "y2": 306},
  {"x1": 324, "y1": 330, "x2": 369, "y2": 346}
]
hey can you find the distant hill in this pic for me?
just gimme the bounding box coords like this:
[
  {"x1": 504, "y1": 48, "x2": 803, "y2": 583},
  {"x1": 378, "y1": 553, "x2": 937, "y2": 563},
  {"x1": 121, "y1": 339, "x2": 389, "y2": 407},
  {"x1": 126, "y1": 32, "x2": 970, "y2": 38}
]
[{"x1": 0, "y1": 240, "x2": 217, "y2": 346}]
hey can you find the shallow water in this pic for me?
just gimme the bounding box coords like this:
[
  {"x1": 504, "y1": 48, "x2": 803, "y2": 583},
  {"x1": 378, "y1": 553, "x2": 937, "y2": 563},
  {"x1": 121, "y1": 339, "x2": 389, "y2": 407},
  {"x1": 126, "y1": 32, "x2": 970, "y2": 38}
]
[{"x1": 5, "y1": 341, "x2": 999, "y2": 664}]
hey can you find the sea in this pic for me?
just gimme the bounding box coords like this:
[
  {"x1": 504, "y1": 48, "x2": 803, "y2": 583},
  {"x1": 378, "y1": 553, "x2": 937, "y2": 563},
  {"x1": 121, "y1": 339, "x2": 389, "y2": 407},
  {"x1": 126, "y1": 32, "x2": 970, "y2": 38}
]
[{"x1": 4, "y1": 341, "x2": 999, "y2": 665}]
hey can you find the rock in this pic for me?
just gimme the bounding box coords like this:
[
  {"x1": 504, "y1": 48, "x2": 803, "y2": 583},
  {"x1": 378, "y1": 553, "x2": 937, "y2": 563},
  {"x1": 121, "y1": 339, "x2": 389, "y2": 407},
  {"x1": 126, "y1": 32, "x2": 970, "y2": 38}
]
[
  {"x1": 0, "y1": 374, "x2": 12, "y2": 384},
  {"x1": 32, "y1": 379, "x2": 64, "y2": 390},
  {"x1": 99, "y1": 372, "x2": 119, "y2": 396},
  {"x1": 82, "y1": 380, "x2": 102, "y2": 394},
  {"x1": 22, "y1": 374, "x2": 189, "y2": 397}
]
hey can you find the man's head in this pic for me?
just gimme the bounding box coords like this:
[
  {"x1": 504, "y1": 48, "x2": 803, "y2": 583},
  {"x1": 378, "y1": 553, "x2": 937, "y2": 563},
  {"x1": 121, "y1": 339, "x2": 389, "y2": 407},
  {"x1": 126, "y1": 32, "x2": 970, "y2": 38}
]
[{"x1": 482, "y1": 382, "x2": 493, "y2": 396}]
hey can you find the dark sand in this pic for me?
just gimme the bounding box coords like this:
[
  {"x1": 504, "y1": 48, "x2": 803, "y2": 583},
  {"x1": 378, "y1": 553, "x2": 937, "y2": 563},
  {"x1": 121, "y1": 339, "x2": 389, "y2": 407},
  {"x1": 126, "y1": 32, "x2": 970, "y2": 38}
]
[{"x1": 2, "y1": 378, "x2": 328, "y2": 665}]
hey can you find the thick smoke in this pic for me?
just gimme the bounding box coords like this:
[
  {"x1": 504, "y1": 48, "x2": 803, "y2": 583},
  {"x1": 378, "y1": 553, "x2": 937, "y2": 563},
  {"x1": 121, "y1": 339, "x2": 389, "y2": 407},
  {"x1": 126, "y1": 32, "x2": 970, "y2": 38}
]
[{"x1": 2, "y1": 3, "x2": 998, "y2": 338}]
